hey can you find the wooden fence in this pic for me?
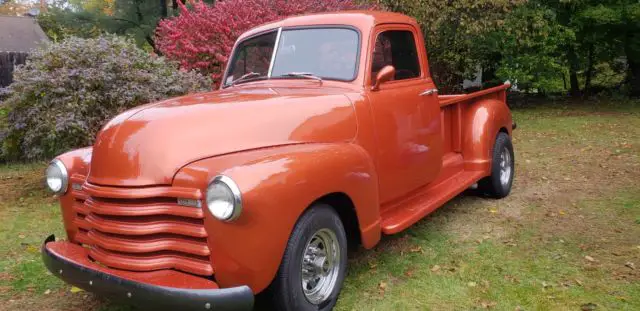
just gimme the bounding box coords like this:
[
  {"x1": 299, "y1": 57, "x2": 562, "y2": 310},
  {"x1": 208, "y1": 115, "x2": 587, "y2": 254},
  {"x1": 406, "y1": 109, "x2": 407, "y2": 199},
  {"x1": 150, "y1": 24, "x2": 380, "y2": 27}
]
[{"x1": 0, "y1": 52, "x2": 29, "y2": 88}]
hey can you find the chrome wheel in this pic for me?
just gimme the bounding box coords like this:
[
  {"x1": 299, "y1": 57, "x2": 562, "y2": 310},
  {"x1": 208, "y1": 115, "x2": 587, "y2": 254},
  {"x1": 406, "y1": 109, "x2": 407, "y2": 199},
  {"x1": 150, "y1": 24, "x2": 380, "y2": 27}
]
[
  {"x1": 499, "y1": 146, "x2": 512, "y2": 186},
  {"x1": 301, "y1": 228, "x2": 340, "y2": 304}
]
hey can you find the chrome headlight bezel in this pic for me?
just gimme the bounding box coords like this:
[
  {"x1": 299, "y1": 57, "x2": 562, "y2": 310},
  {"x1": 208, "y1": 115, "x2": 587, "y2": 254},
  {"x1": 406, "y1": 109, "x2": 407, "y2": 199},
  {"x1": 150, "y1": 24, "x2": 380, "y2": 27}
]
[
  {"x1": 45, "y1": 159, "x2": 69, "y2": 195},
  {"x1": 206, "y1": 175, "x2": 242, "y2": 222}
]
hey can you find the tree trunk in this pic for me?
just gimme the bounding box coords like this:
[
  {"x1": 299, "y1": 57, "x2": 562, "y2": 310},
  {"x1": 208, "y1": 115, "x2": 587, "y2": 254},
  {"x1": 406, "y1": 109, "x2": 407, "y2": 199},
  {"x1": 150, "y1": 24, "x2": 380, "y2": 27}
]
[
  {"x1": 567, "y1": 45, "x2": 581, "y2": 97},
  {"x1": 628, "y1": 59, "x2": 640, "y2": 97},
  {"x1": 172, "y1": 0, "x2": 178, "y2": 12},
  {"x1": 624, "y1": 32, "x2": 640, "y2": 97},
  {"x1": 146, "y1": 35, "x2": 162, "y2": 55},
  {"x1": 584, "y1": 43, "x2": 594, "y2": 96},
  {"x1": 160, "y1": 0, "x2": 168, "y2": 17}
]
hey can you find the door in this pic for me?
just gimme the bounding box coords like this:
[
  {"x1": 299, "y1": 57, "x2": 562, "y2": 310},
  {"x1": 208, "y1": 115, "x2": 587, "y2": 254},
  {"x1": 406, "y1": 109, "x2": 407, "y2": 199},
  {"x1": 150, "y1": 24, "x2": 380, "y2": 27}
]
[{"x1": 366, "y1": 26, "x2": 443, "y2": 204}]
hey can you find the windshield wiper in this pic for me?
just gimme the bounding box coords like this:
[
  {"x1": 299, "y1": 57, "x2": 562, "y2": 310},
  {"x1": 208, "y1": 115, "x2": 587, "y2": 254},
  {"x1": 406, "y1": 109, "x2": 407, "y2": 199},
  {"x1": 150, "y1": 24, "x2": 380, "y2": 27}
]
[
  {"x1": 279, "y1": 72, "x2": 323, "y2": 83},
  {"x1": 229, "y1": 72, "x2": 266, "y2": 86}
]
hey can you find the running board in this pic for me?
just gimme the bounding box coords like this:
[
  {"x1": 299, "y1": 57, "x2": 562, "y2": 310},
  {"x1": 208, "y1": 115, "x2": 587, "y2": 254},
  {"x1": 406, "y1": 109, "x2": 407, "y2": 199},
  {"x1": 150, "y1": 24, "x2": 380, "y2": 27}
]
[{"x1": 380, "y1": 170, "x2": 486, "y2": 234}]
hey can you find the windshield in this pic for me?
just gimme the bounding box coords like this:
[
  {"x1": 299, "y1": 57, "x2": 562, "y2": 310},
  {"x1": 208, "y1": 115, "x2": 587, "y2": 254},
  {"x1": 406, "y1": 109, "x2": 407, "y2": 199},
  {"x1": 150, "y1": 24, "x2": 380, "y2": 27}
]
[{"x1": 223, "y1": 27, "x2": 359, "y2": 87}]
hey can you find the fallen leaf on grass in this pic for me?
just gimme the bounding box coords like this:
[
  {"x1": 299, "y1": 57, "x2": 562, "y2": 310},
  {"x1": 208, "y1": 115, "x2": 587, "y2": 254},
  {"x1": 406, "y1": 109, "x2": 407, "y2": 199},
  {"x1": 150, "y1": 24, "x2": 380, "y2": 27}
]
[
  {"x1": 430, "y1": 265, "x2": 441, "y2": 272},
  {"x1": 25, "y1": 244, "x2": 39, "y2": 254},
  {"x1": 70, "y1": 286, "x2": 84, "y2": 293},
  {"x1": 575, "y1": 279, "x2": 584, "y2": 286},
  {"x1": 404, "y1": 268, "x2": 415, "y2": 277},
  {"x1": 584, "y1": 255, "x2": 596, "y2": 262},
  {"x1": 625, "y1": 262, "x2": 635, "y2": 270},
  {"x1": 581, "y1": 302, "x2": 597, "y2": 311},
  {"x1": 409, "y1": 246, "x2": 424, "y2": 253},
  {"x1": 467, "y1": 281, "x2": 477, "y2": 287},
  {"x1": 504, "y1": 275, "x2": 519, "y2": 284},
  {"x1": 0, "y1": 272, "x2": 14, "y2": 281},
  {"x1": 479, "y1": 301, "x2": 497, "y2": 309},
  {"x1": 378, "y1": 281, "x2": 387, "y2": 296},
  {"x1": 44, "y1": 289, "x2": 51, "y2": 295}
]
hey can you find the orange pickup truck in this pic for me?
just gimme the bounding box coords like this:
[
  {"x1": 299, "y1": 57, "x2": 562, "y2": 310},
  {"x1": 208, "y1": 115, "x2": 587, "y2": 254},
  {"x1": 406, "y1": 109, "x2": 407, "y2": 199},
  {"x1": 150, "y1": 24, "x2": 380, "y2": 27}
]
[{"x1": 42, "y1": 11, "x2": 515, "y2": 311}]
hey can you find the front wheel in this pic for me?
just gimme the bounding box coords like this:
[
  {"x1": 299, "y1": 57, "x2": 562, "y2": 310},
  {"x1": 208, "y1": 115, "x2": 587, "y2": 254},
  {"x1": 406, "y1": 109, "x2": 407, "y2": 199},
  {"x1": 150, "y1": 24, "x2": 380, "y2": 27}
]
[
  {"x1": 270, "y1": 204, "x2": 348, "y2": 311},
  {"x1": 478, "y1": 132, "x2": 515, "y2": 198}
]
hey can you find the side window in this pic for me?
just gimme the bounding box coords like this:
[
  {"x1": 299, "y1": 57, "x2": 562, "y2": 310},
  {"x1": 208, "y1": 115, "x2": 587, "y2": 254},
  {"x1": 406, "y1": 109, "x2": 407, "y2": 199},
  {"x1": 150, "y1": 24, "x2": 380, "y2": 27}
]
[
  {"x1": 371, "y1": 30, "x2": 421, "y2": 83},
  {"x1": 225, "y1": 31, "x2": 277, "y2": 85}
]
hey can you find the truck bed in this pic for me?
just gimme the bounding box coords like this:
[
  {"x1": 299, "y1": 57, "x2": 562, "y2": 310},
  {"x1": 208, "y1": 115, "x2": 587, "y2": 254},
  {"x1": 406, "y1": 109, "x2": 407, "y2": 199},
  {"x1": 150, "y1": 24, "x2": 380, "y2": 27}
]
[{"x1": 438, "y1": 83, "x2": 510, "y2": 154}]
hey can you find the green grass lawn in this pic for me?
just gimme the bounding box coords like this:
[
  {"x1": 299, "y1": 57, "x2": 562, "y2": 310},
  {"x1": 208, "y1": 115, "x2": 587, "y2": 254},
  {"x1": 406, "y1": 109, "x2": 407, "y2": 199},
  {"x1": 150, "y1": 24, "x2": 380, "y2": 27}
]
[{"x1": 1, "y1": 99, "x2": 639, "y2": 310}]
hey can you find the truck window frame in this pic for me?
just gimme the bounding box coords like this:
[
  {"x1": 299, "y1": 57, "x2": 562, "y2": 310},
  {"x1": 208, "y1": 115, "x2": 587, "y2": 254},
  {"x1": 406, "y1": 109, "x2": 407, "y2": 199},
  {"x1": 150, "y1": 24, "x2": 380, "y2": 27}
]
[
  {"x1": 221, "y1": 25, "x2": 362, "y2": 88},
  {"x1": 366, "y1": 24, "x2": 427, "y2": 88}
]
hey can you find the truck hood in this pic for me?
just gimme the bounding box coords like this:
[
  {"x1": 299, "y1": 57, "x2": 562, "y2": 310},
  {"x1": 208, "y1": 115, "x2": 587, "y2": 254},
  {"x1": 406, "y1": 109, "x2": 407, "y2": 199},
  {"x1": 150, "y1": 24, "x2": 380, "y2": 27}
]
[{"x1": 88, "y1": 86, "x2": 357, "y2": 186}]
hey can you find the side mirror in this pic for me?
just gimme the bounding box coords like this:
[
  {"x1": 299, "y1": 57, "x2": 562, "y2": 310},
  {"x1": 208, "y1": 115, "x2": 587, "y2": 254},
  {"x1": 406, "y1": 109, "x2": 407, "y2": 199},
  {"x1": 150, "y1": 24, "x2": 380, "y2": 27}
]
[{"x1": 371, "y1": 65, "x2": 395, "y2": 91}]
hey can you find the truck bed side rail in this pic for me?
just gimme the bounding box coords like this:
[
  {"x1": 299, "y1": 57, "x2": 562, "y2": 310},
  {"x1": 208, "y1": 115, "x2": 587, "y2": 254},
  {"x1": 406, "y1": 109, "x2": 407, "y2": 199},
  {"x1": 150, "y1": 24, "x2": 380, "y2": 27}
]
[{"x1": 438, "y1": 83, "x2": 510, "y2": 108}]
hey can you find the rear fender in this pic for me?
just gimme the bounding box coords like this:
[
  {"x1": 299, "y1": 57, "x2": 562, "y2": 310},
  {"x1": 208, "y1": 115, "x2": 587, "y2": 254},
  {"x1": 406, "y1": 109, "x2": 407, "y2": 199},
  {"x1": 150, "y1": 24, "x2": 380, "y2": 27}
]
[
  {"x1": 173, "y1": 143, "x2": 380, "y2": 293},
  {"x1": 461, "y1": 99, "x2": 513, "y2": 172}
]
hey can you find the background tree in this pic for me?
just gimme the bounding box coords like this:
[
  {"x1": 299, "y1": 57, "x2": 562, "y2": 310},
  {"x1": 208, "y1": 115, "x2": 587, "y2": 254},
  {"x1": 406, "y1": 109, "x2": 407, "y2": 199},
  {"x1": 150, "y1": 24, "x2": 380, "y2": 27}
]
[
  {"x1": 0, "y1": 35, "x2": 211, "y2": 161},
  {"x1": 155, "y1": 0, "x2": 374, "y2": 87},
  {"x1": 26, "y1": 0, "x2": 640, "y2": 97},
  {"x1": 506, "y1": 0, "x2": 639, "y2": 96},
  {"x1": 492, "y1": 3, "x2": 575, "y2": 94},
  {"x1": 579, "y1": 1, "x2": 640, "y2": 96},
  {"x1": 38, "y1": 0, "x2": 184, "y2": 51}
]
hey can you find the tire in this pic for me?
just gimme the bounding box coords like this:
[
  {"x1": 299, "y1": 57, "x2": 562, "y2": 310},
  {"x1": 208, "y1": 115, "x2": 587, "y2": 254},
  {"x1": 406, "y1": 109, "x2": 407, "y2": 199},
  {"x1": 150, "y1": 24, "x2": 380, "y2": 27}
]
[
  {"x1": 270, "y1": 204, "x2": 348, "y2": 311},
  {"x1": 478, "y1": 132, "x2": 515, "y2": 198}
]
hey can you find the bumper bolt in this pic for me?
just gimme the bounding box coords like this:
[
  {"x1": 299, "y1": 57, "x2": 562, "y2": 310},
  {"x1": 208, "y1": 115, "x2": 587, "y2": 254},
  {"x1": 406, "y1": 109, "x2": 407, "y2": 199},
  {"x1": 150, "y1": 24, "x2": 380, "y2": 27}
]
[
  {"x1": 205, "y1": 302, "x2": 211, "y2": 309},
  {"x1": 127, "y1": 292, "x2": 132, "y2": 298},
  {"x1": 58, "y1": 269, "x2": 63, "y2": 275},
  {"x1": 89, "y1": 281, "x2": 93, "y2": 286}
]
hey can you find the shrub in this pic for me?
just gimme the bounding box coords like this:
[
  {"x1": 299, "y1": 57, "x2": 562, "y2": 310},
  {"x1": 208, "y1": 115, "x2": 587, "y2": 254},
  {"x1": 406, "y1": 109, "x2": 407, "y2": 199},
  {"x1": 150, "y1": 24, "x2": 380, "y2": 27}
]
[
  {"x1": 156, "y1": 0, "x2": 375, "y2": 87},
  {"x1": 0, "y1": 35, "x2": 211, "y2": 161}
]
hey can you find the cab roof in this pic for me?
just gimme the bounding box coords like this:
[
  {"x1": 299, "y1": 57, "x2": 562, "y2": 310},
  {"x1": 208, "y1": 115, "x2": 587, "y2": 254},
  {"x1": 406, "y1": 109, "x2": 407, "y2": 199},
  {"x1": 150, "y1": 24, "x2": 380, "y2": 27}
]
[{"x1": 237, "y1": 11, "x2": 419, "y2": 41}]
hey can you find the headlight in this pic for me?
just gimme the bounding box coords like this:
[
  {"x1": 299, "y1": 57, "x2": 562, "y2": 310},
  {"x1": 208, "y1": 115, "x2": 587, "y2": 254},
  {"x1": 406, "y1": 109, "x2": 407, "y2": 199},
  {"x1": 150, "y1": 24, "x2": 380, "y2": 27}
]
[
  {"x1": 45, "y1": 159, "x2": 69, "y2": 194},
  {"x1": 206, "y1": 175, "x2": 242, "y2": 221}
]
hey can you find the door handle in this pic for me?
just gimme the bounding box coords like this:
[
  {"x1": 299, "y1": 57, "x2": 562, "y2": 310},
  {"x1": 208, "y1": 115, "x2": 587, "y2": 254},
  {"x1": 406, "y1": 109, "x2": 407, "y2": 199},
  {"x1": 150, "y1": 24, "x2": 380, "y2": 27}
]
[{"x1": 419, "y1": 88, "x2": 438, "y2": 96}]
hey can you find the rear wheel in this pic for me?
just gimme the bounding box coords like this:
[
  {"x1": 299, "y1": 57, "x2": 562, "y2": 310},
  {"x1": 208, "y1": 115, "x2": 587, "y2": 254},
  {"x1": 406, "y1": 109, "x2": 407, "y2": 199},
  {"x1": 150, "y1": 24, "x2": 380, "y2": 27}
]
[
  {"x1": 270, "y1": 204, "x2": 347, "y2": 311},
  {"x1": 478, "y1": 132, "x2": 515, "y2": 198}
]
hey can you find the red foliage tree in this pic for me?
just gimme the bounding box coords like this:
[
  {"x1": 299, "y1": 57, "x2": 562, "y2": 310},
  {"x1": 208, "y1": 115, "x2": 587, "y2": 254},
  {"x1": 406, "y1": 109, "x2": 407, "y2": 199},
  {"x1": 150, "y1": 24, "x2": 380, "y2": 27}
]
[{"x1": 156, "y1": 0, "x2": 376, "y2": 87}]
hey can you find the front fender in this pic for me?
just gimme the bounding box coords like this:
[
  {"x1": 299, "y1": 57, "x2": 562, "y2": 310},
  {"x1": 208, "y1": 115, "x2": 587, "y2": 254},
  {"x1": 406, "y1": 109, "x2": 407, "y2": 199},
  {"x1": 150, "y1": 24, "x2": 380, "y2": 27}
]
[
  {"x1": 173, "y1": 143, "x2": 380, "y2": 293},
  {"x1": 52, "y1": 147, "x2": 93, "y2": 242}
]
